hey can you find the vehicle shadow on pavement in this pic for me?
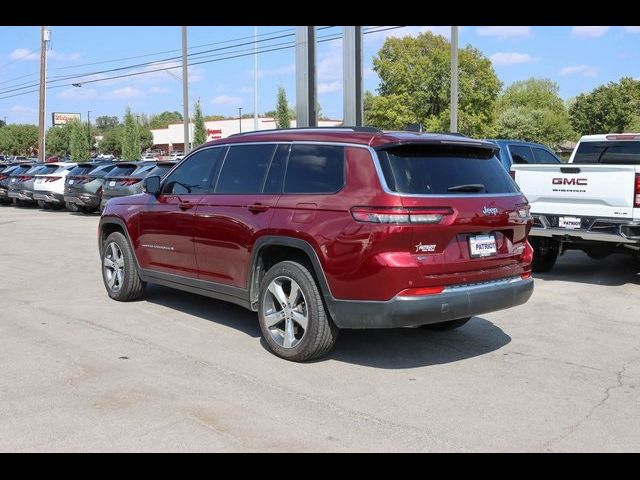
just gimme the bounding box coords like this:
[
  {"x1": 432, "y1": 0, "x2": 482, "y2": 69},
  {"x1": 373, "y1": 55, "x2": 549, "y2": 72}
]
[
  {"x1": 143, "y1": 284, "x2": 261, "y2": 338},
  {"x1": 324, "y1": 317, "x2": 511, "y2": 369},
  {"x1": 536, "y1": 250, "x2": 640, "y2": 287}
]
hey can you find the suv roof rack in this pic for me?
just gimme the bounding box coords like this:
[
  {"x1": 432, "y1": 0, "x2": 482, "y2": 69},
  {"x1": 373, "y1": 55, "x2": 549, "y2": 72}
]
[{"x1": 228, "y1": 126, "x2": 381, "y2": 137}]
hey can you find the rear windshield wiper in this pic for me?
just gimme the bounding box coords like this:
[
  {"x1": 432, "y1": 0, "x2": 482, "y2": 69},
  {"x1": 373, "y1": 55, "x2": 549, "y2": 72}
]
[{"x1": 447, "y1": 183, "x2": 486, "y2": 192}]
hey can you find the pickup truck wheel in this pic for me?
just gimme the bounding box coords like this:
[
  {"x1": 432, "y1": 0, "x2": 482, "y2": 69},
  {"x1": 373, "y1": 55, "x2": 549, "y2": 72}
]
[
  {"x1": 101, "y1": 232, "x2": 145, "y2": 301},
  {"x1": 530, "y1": 237, "x2": 559, "y2": 273},
  {"x1": 258, "y1": 260, "x2": 338, "y2": 362},
  {"x1": 422, "y1": 317, "x2": 471, "y2": 331}
]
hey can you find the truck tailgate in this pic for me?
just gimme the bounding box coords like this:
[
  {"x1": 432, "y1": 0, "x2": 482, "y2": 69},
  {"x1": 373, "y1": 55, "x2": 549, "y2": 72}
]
[{"x1": 512, "y1": 164, "x2": 637, "y2": 219}]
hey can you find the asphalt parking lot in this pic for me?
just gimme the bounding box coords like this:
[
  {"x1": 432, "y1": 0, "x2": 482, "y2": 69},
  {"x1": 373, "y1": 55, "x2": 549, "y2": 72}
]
[{"x1": 1, "y1": 205, "x2": 639, "y2": 452}]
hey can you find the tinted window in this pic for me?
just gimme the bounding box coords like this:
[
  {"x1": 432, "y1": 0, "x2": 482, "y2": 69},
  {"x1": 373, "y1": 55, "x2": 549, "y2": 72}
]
[
  {"x1": 69, "y1": 164, "x2": 97, "y2": 176},
  {"x1": 378, "y1": 145, "x2": 518, "y2": 194},
  {"x1": 572, "y1": 141, "x2": 640, "y2": 164},
  {"x1": 11, "y1": 165, "x2": 31, "y2": 175},
  {"x1": 263, "y1": 144, "x2": 290, "y2": 193},
  {"x1": 215, "y1": 144, "x2": 275, "y2": 194},
  {"x1": 27, "y1": 165, "x2": 55, "y2": 175},
  {"x1": 532, "y1": 147, "x2": 560, "y2": 164},
  {"x1": 108, "y1": 165, "x2": 136, "y2": 177},
  {"x1": 162, "y1": 148, "x2": 223, "y2": 195},
  {"x1": 88, "y1": 165, "x2": 115, "y2": 178},
  {"x1": 147, "y1": 164, "x2": 174, "y2": 178},
  {"x1": 508, "y1": 145, "x2": 534, "y2": 164},
  {"x1": 284, "y1": 144, "x2": 344, "y2": 194},
  {"x1": 131, "y1": 163, "x2": 158, "y2": 177}
]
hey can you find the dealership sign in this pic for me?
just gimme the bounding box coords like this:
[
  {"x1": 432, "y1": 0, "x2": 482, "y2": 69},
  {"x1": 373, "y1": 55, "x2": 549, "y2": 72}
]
[
  {"x1": 52, "y1": 112, "x2": 81, "y2": 125},
  {"x1": 207, "y1": 128, "x2": 222, "y2": 139}
]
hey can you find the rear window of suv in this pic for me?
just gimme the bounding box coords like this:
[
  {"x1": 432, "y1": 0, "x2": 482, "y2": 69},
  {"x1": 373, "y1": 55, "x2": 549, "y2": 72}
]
[
  {"x1": 378, "y1": 145, "x2": 519, "y2": 195},
  {"x1": 69, "y1": 164, "x2": 100, "y2": 176},
  {"x1": 572, "y1": 141, "x2": 640, "y2": 164},
  {"x1": 107, "y1": 165, "x2": 137, "y2": 177}
]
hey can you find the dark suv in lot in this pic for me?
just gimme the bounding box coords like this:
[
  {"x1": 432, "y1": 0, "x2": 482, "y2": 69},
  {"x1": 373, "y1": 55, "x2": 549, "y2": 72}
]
[{"x1": 99, "y1": 128, "x2": 534, "y2": 361}]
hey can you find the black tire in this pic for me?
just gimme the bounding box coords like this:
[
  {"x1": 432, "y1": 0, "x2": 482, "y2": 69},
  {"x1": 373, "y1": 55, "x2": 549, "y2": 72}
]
[
  {"x1": 79, "y1": 205, "x2": 96, "y2": 214},
  {"x1": 65, "y1": 201, "x2": 79, "y2": 212},
  {"x1": 530, "y1": 237, "x2": 560, "y2": 273},
  {"x1": 37, "y1": 200, "x2": 47, "y2": 208},
  {"x1": 422, "y1": 317, "x2": 471, "y2": 331},
  {"x1": 101, "y1": 232, "x2": 145, "y2": 301},
  {"x1": 258, "y1": 260, "x2": 338, "y2": 362}
]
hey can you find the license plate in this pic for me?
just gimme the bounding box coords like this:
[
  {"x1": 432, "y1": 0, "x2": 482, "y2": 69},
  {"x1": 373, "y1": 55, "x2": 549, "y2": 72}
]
[
  {"x1": 109, "y1": 180, "x2": 116, "y2": 187},
  {"x1": 11, "y1": 178, "x2": 16, "y2": 182},
  {"x1": 69, "y1": 179, "x2": 74, "y2": 185},
  {"x1": 469, "y1": 234, "x2": 497, "y2": 258},
  {"x1": 558, "y1": 216, "x2": 581, "y2": 229}
]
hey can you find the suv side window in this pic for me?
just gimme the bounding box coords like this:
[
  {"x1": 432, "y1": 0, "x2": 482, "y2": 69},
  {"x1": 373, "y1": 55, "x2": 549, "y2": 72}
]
[
  {"x1": 263, "y1": 144, "x2": 290, "y2": 193},
  {"x1": 532, "y1": 147, "x2": 560, "y2": 164},
  {"x1": 162, "y1": 148, "x2": 224, "y2": 195},
  {"x1": 508, "y1": 145, "x2": 534, "y2": 164},
  {"x1": 215, "y1": 144, "x2": 276, "y2": 194},
  {"x1": 283, "y1": 144, "x2": 345, "y2": 194}
]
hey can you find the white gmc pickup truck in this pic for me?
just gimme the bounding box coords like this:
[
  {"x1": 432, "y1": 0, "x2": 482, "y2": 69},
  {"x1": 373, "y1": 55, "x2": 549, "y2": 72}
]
[{"x1": 512, "y1": 134, "x2": 640, "y2": 272}]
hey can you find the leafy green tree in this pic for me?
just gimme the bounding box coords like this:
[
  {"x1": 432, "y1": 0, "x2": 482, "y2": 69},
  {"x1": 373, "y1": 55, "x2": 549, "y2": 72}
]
[
  {"x1": 193, "y1": 100, "x2": 207, "y2": 146},
  {"x1": 367, "y1": 31, "x2": 501, "y2": 137},
  {"x1": 69, "y1": 120, "x2": 90, "y2": 161},
  {"x1": 149, "y1": 111, "x2": 183, "y2": 129},
  {"x1": 496, "y1": 78, "x2": 575, "y2": 147},
  {"x1": 275, "y1": 86, "x2": 291, "y2": 129},
  {"x1": 204, "y1": 114, "x2": 226, "y2": 121},
  {"x1": 0, "y1": 119, "x2": 6, "y2": 128},
  {"x1": 139, "y1": 128, "x2": 154, "y2": 151},
  {"x1": 98, "y1": 126, "x2": 123, "y2": 156},
  {"x1": 46, "y1": 124, "x2": 73, "y2": 156},
  {"x1": 94, "y1": 115, "x2": 119, "y2": 132},
  {"x1": 121, "y1": 108, "x2": 141, "y2": 161},
  {"x1": 0, "y1": 124, "x2": 38, "y2": 155},
  {"x1": 569, "y1": 77, "x2": 640, "y2": 135}
]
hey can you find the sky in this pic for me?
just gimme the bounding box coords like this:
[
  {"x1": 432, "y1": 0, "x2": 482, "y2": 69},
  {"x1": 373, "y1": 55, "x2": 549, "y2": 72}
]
[{"x1": 1, "y1": 25, "x2": 640, "y2": 127}]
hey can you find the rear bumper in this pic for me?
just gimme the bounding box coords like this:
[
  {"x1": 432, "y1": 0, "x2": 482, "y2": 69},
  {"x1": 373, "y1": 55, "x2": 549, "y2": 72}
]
[
  {"x1": 530, "y1": 214, "x2": 640, "y2": 244},
  {"x1": 65, "y1": 193, "x2": 100, "y2": 207},
  {"x1": 33, "y1": 191, "x2": 64, "y2": 203},
  {"x1": 328, "y1": 276, "x2": 534, "y2": 329},
  {"x1": 8, "y1": 190, "x2": 33, "y2": 201}
]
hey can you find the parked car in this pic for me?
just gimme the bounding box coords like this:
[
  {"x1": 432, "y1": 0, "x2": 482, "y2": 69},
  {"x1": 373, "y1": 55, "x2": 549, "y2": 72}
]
[
  {"x1": 62, "y1": 162, "x2": 116, "y2": 213},
  {"x1": 32, "y1": 162, "x2": 78, "y2": 209},
  {"x1": 512, "y1": 133, "x2": 640, "y2": 271},
  {"x1": 0, "y1": 164, "x2": 28, "y2": 204},
  {"x1": 100, "y1": 161, "x2": 172, "y2": 211},
  {"x1": 99, "y1": 127, "x2": 534, "y2": 361},
  {"x1": 485, "y1": 139, "x2": 562, "y2": 176},
  {"x1": 7, "y1": 163, "x2": 51, "y2": 206}
]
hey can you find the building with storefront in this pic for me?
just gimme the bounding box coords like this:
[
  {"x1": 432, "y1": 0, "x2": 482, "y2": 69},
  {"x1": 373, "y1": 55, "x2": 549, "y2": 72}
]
[{"x1": 151, "y1": 117, "x2": 342, "y2": 154}]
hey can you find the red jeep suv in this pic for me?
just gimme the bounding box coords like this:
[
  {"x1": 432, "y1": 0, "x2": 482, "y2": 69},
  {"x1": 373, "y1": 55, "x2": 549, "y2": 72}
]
[{"x1": 99, "y1": 127, "x2": 534, "y2": 361}]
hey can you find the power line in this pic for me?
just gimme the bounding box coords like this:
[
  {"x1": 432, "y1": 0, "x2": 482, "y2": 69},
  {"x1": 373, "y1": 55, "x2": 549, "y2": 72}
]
[{"x1": 0, "y1": 26, "x2": 403, "y2": 102}]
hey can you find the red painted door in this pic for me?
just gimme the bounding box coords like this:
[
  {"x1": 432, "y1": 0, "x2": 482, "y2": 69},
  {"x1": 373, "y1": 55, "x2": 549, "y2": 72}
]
[
  {"x1": 194, "y1": 143, "x2": 286, "y2": 287},
  {"x1": 136, "y1": 147, "x2": 225, "y2": 277}
]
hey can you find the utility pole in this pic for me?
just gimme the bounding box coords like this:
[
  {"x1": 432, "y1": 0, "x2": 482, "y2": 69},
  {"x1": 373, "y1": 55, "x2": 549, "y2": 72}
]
[
  {"x1": 87, "y1": 110, "x2": 92, "y2": 151},
  {"x1": 295, "y1": 26, "x2": 317, "y2": 127},
  {"x1": 254, "y1": 26, "x2": 259, "y2": 132},
  {"x1": 238, "y1": 107, "x2": 243, "y2": 133},
  {"x1": 38, "y1": 26, "x2": 51, "y2": 162},
  {"x1": 181, "y1": 26, "x2": 190, "y2": 154},
  {"x1": 343, "y1": 26, "x2": 363, "y2": 126},
  {"x1": 450, "y1": 26, "x2": 459, "y2": 133}
]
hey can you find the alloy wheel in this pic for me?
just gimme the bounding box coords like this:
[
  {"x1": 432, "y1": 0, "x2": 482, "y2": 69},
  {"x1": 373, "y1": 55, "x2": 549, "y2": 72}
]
[{"x1": 262, "y1": 275, "x2": 309, "y2": 349}]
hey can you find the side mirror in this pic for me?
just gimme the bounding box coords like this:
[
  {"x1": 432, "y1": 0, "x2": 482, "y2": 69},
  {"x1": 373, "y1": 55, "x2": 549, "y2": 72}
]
[{"x1": 143, "y1": 175, "x2": 161, "y2": 196}]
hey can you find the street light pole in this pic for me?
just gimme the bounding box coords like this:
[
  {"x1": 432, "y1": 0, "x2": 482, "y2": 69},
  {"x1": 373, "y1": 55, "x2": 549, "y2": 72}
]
[
  {"x1": 238, "y1": 107, "x2": 243, "y2": 133},
  {"x1": 181, "y1": 26, "x2": 190, "y2": 154},
  {"x1": 38, "y1": 26, "x2": 51, "y2": 162}
]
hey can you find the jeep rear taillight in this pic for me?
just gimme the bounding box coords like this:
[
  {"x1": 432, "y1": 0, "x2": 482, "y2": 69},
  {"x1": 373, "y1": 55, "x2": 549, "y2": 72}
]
[
  {"x1": 350, "y1": 207, "x2": 453, "y2": 224},
  {"x1": 635, "y1": 174, "x2": 640, "y2": 208},
  {"x1": 520, "y1": 239, "x2": 534, "y2": 265}
]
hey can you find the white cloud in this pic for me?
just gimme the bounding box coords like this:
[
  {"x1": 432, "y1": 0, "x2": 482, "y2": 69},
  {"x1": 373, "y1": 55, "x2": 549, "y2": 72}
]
[
  {"x1": 623, "y1": 26, "x2": 640, "y2": 33},
  {"x1": 257, "y1": 64, "x2": 295, "y2": 78},
  {"x1": 56, "y1": 87, "x2": 98, "y2": 100},
  {"x1": 8, "y1": 48, "x2": 37, "y2": 61},
  {"x1": 318, "y1": 81, "x2": 341, "y2": 94},
  {"x1": 559, "y1": 65, "x2": 600, "y2": 77},
  {"x1": 571, "y1": 26, "x2": 609, "y2": 38},
  {"x1": 107, "y1": 86, "x2": 145, "y2": 99},
  {"x1": 10, "y1": 105, "x2": 37, "y2": 114},
  {"x1": 490, "y1": 52, "x2": 537, "y2": 66},
  {"x1": 149, "y1": 86, "x2": 169, "y2": 94},
  {"x1": 476, "y1": 26, "x2": 531, "y2": 38},
  {"x1": 48, "y1": 50, "x2": 80, "y2": 61},
  {"x1": 212, "y1": 95, "x2": 243, "y2": 106},
  {"x1": 317, "y1": 42, "x2": 343, "y2": 82}
]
